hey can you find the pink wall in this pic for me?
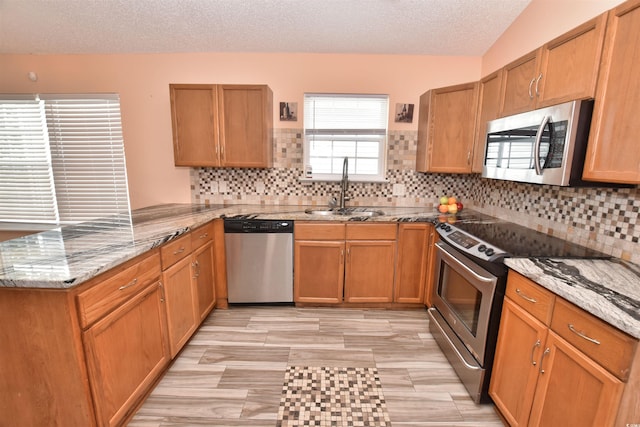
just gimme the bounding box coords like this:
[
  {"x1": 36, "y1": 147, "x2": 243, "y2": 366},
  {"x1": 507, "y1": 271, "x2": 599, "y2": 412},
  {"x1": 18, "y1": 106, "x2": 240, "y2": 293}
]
[
  {"x1": 481, "y1": 0, "x2": 625, "y2": 76},
  {"x1": 1, "y1": 53, "x2": 480, "y2": 209}
]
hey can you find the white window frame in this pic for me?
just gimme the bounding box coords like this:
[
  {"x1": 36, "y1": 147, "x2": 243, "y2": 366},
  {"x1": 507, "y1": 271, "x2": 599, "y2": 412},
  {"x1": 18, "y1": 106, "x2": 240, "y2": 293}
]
[
  {"x1": 0, "y1": 93, "x2": 131, "y2": 225},
  {"x1": 302, "y1": 93, "x2": 389, "y2": 182}
]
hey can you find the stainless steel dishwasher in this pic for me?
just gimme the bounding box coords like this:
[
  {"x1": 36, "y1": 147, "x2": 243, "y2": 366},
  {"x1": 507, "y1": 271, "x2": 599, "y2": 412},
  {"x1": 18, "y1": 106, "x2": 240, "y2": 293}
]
[{"x1": 224, "y1": 219, "x2": 294, "y2": 303}]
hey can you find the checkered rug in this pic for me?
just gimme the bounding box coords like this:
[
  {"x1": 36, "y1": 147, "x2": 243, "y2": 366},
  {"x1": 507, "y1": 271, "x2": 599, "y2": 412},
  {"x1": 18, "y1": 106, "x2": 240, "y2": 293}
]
[{"x1": 277, "y1": 366, "x2": 391, "y2": 427}]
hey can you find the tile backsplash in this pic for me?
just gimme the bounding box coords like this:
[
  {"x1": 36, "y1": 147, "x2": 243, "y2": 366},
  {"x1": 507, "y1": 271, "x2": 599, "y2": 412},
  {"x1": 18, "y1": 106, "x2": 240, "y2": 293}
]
[{"x1": 192, "y1": 129, "x2": 639, "y2": 263}]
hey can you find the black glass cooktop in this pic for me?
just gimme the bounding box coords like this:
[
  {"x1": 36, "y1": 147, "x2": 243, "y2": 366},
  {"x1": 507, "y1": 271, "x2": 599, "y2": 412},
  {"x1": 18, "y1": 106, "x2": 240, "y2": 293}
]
[{"x1": 452, "y1": 218, "x2": 608, "y2": 259}]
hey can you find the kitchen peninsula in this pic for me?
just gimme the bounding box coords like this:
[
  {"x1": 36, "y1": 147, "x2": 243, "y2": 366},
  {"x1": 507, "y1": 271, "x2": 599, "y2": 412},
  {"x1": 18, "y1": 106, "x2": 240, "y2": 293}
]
[{"x1": 0, "y1": 203, "x2": 638, "y2": 427}]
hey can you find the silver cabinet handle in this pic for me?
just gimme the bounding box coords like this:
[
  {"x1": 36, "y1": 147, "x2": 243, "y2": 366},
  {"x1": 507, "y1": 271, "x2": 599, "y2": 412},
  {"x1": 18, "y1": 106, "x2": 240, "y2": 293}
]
[
  {"x1": 539, "y1": 348, "x2": 550, "y2": 374},
  {"x1": 568, "y1": 324, "x2": 601, "y2": 345},
  {"x1": 515, "y1": 288, "x2": 537, "y2": 303},
  {"x1": 530, "y1": 339, "x2": 541, "y2": 366},
  {"x1": 173, "y1": 247, "x2": 185, "y2": 255},
  {"x1": 467, "y1": 151, "x2": 471, "y2": 165},
  {"x1": 535, "y1": 73, "x2": 543, "y2": 97},
  {"x1": 192, "y1": 260, "x2": 200, "y2": 278},
  {"x1": 119, "y1": 278, "x2": 138, "y2": 291},
  {"x1": 199, "y1": 233, "x2": 208, "y2": 239},
  {"x1": 528, "y1": 77, "x2": 536, "y2": 99}
]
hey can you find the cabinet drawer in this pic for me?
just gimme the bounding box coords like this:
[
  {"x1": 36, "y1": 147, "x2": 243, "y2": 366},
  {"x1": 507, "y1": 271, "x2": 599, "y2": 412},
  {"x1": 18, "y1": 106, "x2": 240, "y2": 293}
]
[
  {"x1": 295, "y1": 222, "x2": 345, "y2": 240},
  {"x1": 191, "y1": 222, "x2": 214, "y2": 249},
  {"x1": 346, "y1": 223, "x2": 397, "y2": 240},
  {"x1": 77, "y1": 252, "x2": 162, "y2": 328},
  {"x1": 506, "y1": 271, "x2": 555, "y2": 325},
  {"x1": 551, "y1": 297, "x2": 637, "y2": 381},
  {"x1": 160, "y1": 233, "x2": 192, "y2": 268}
]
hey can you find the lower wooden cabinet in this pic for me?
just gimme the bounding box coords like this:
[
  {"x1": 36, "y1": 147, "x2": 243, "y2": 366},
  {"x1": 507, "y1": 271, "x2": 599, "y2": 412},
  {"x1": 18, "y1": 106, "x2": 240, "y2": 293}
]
[
  {"x1": 394, "y1": 223, "x2": 432, "y2": 304},
  {"x1": 163, "y1": 255, "x2": 199, "y2": 358},
  {"x1": 83, "y1": 280, "x2": 170, "y2": 427},
  {"x1": 193, "y1": 240, "x2": 216, "y2": 320},
  {"x1": 490, "y1": 272, "x2": 636, "y2": 427},
  {"x1": 295, "y1": 222, "x2": 412, "y2": 305}
]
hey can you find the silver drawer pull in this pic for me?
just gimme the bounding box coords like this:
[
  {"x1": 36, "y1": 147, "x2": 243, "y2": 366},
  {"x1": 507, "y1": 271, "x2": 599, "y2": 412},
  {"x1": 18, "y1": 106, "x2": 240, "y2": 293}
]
[
  {"x1": 568, "y1": 324, "x2": 601, "y2": 345},
  {"x1": 199, "y1": 233, "x2": 208, "y2": 239},
  {"x1": 516, "y1": 288, "x2": 537, "y2": 303},
  {"x1": 173, "y1": 247, "x2": 185, "y2": 255},
  {"x1": 119, "y1": 278, "x2": 138, "y2": 291}
]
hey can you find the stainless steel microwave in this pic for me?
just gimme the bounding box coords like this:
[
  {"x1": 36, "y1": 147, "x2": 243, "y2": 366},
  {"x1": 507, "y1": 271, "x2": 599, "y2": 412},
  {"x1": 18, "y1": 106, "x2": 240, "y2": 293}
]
[{"x1": 482, "y1": 100, "x2": 595, "y2": 186}]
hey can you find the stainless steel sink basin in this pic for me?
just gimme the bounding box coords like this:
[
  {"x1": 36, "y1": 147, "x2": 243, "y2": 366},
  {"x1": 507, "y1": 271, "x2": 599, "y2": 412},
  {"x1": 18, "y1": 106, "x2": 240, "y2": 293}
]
[{"x1": 304, "y1": 208, "x2": 384, "y2": 217}]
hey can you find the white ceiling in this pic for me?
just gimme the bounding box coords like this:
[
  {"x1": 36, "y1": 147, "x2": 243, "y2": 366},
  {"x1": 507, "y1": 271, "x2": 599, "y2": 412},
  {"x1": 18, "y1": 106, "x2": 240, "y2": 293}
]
[{"x1": 0, "y1": 0, "x2": 532, "y2": 56}]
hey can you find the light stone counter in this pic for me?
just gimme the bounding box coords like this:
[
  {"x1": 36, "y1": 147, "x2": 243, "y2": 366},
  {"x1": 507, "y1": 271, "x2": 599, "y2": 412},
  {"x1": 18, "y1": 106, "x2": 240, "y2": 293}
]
[
  {"x1": 0, "y1": 203, "x2": 443, "y2": 289},
  {"x1": 505, "y1": 257, "x2": 640, "y2": 339}
]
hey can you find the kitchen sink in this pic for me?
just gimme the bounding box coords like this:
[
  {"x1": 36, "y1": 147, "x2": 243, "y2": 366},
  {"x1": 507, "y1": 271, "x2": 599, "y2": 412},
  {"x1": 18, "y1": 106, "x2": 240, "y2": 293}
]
[{"x1": 304, "y1": 208, "x2": 385, "y2": 217}]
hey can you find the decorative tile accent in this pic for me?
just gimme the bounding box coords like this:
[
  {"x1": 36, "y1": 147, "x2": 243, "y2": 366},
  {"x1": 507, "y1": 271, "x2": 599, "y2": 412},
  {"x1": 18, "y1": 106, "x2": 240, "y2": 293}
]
[
  {"x1": 190, "y1": 128, "x2": 640, "y2": 263},
  {"x1": 277, "y1": 366, "x2": 391, "y2": 427}
]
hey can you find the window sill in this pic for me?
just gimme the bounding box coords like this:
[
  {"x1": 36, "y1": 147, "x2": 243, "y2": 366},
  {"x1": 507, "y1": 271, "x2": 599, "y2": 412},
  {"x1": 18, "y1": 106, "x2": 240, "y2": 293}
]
[{"x1": 299, "y1": 176, "x2": 389, "y2": 184}]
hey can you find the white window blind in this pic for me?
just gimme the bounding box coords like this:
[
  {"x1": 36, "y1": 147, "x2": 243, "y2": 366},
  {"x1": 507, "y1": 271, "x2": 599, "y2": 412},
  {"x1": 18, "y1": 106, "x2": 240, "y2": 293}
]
[
  {"x1": 0, "y1": 98, "x2": 59, "y2": 223},
  {"x1": 304, "y1": 94, "x2": 388, "y2": 181},
  {"x1": 0, "y1": 94, "x2": 130, "y2": 225}
]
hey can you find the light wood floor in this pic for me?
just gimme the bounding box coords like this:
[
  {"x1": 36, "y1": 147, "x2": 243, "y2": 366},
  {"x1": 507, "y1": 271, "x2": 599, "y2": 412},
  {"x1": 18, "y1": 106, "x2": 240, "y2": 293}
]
[{"x1": 129, "y1": 306, "x2": 504, "y2": 426}]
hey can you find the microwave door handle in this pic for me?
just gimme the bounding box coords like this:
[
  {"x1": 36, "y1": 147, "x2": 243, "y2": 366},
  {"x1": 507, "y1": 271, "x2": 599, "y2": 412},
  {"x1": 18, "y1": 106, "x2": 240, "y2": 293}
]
[{"x1": 533, "y1": 115, "x2": 551, "y2": 175}]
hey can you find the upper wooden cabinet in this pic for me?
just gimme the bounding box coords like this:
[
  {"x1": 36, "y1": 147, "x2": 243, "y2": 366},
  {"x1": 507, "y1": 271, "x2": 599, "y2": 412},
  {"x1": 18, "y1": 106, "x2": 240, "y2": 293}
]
[
  {"x1": 416, "y1": 82, "x2": 479, "y2": 173},
  {"x1": 170, "y1": 84, "x2": 273, "y2": 168},
  {"x1": 472, "y1": 70, "x2": 503, "y2": 173},
  {"x1": 500, "y1": 13, "x2": 608, "y2": 116},
  {"x1": 583, "y1": 0, "x2": 640, "y2": 184}
]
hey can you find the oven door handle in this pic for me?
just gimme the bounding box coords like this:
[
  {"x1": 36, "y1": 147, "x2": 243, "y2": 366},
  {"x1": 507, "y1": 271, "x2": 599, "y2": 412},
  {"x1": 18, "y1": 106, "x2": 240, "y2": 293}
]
[
  {"x1": 437, "y1": 243, "x2": 496, "y2": 284},
  {"x1": 533, "y1": 115, "x2": 551, "y2": 175}
]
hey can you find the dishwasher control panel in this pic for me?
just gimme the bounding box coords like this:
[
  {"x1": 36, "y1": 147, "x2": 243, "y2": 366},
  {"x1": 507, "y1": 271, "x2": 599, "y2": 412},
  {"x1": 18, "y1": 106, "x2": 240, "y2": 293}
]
[{"x1": 223, "y1": 219, "x2": 294, "y2": 233}]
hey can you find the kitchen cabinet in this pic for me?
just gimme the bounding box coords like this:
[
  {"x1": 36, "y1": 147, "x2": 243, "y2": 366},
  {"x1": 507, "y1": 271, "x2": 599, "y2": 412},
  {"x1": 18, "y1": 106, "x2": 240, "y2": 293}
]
[
  {"x1": 490, "y1": 271, "x2": 636, "y2": 427},
  {"x1": 169, "y1": 84, "x2": 273, "y2": 168},
  {"x1": 416, "y1": 82, "x2": 479, "y2": 173},
  {"x1": 191, "y1": 224, "x2": 216, "y2": 321},
  {"x1": 83, "y1": 280, "x2": 170, "y2": 427},
  {"x1": 583, "y1": 0, "x2": 640, "y2": 184},
  {"x1": 294, "y1": 222, "x2": 346, "y2": 304},
  {"x1": 394, "y1": 223, "x2": 431, "y2": 304},
  {"x1": 294, "y1": 222, "x2": 396, "y2": 305},
  {"x1": 500, "y1": 13, "x2": 607, "y2": 116},
  {"x1": 344, "y1": 223, "x2": 396, "y2": 303},
  {"x1": 161, "y1": 223, "x2": 217, "y2": 357},
  {"x1": 423, "y1": 225, "x2": 439, "y2": 307},
  {"x1": 472, "y1": 70, "x2": 503, "y2": 173}
]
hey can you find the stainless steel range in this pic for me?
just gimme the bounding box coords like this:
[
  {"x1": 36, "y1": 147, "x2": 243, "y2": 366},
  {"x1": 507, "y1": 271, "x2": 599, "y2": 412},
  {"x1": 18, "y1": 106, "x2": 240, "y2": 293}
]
[{"x1": 428, "y1": 212, "x2": 607, "y2": 403}]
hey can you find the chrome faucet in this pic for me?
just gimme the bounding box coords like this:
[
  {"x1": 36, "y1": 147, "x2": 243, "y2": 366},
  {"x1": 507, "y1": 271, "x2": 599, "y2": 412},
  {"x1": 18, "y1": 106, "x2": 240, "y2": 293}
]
[{"x1": 339, "y1": 157, "x2": 350, "y2": 209}]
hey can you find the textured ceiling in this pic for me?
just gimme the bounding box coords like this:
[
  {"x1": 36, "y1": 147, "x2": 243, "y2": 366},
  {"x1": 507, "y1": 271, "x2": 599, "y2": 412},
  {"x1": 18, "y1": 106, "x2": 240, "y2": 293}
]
[{"x1": 0, "y1": 0, "x2": 532, "y2": 56}]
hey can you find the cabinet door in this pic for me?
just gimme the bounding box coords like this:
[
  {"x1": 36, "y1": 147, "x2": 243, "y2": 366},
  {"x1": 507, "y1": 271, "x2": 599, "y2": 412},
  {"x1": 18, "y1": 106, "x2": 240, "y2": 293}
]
[
  {"x1": 472, "y1": 70, "x2": 503, "y2": 173},
  {"x1": 537, "y1": 13, "x2": 607, "y2": 108},
  {"x1": 162, "y1": 256, "x2": 199, "y2": 357},
  {"x1": 500, "y1": 50, "x2": 540, "y2": 116},
  {"x1": 489, "y1": 299, "x2": 548, "y2": 427},
  {"x1": 394, "y1": 223, "x2": 428, "y2": 303},
  {"x1": 218, "y1": 85, "x2": 273, "y2": 168},
  {"x1": 83, "y1": 282, "x2": 170, "y2": 427},
  {"x1": 345, "y1": 240, "x2": 396, "y2": 303},
  {"x1": 416, "y1": 82, "x2": 479, "y2": 173},
  {"x1": 529, "y1": 332, "x2": 624, "y2": 427},
  {"x1": 193, "y1": 241, "x2": 216, "y2": 321},
  {"x1": 169, "y1": 84, "x2": 219, "y2": 167},
  {"x1": 584, "y1": 0, "x2": 640, "y2": 184},
  {"x1": 294, "y1": 240, "x2": 345, "y2": 303},
  {"x1": 423, "y1": 227, "x2": 438, "y2": 307}
]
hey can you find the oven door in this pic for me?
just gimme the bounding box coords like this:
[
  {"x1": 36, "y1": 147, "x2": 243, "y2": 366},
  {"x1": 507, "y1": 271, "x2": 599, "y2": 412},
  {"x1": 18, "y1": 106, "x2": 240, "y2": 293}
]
[{"x1": 431, "y1": 241, "x2": 498, "y2": 364}]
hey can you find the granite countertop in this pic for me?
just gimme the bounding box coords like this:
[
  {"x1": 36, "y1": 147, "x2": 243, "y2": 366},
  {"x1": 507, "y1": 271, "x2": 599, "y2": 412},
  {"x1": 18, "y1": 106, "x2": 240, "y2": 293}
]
[
  {"x1": 0, "y1": 203, "x2": 442, "y2": 289},
  {"x1": 1, "y1": 203, "x2": 638, "y2": 341},
  {"x1": 505, "y1": 258, "x2": 640, "y2": 339}
]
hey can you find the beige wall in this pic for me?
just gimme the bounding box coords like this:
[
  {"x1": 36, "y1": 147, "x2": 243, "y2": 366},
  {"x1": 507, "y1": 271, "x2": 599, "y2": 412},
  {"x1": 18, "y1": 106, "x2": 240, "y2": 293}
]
[
  {"x1": 1, "y1": 53, "x2": 479, "y2": 209},
  {"x1": 481, "y1": 0, "x2": 625, "y2": 75}
]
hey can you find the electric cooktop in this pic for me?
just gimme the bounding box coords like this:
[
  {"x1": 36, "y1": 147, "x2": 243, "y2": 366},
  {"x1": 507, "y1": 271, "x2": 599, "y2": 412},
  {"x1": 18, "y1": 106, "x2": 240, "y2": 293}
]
[{"x1": 435, "y1": 211, "x2": 608, "y2": 264}]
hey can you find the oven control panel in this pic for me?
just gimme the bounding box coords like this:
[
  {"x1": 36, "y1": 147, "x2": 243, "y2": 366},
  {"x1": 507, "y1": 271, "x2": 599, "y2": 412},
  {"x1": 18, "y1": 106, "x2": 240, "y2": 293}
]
[{"x1": 435, "y1": 222, "x2": 507, "y2": 262}]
